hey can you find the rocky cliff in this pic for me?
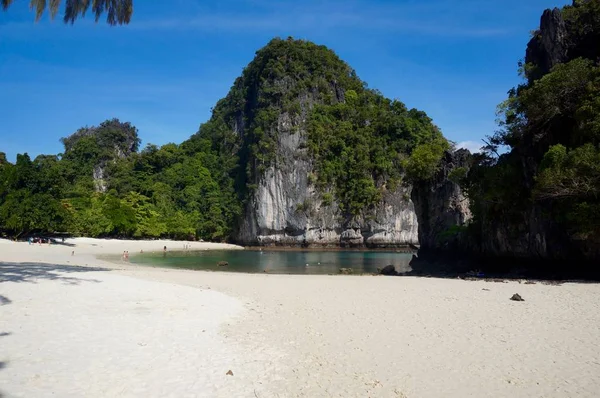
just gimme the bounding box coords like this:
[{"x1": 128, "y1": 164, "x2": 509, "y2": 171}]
[
  {"x1": 411, "y1": 149, "x2": 471, "y2": 251},
  {"x1": 446, "y1": 0, "x2": 600, "y2": 264},
  {"x1": 189, "y1": 38, "x2": 470, "y2": 247},
  {"x1": 526, "y1": 0, "x2": 599, "y2": 82},
  {"x1": 236, "y1": 121, "x2": 420, "y2": 247}
]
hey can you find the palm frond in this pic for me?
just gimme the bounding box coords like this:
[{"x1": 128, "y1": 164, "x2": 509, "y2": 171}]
[
  {"x1": 3, "y1": 0, "x2": 132, "y2": 25},
  {"x1": 1, "y1": 0, "x2": 15, "y2": 10},
  {"x1": 29, "y1": 0, "x2": 46, "y2": 21}
]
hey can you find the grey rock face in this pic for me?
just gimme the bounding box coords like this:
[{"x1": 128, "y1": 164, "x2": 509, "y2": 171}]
[
  {"x1": 411, "y1": 149, "x2": 472, "y2": 251},
  {"x1": 92, "y1": 164, "x2": 108, "y2": 193},
  {"x1": 526, "y1": 8, "x2": 568, "y2": 78},
  {"x1": 235, "y1": 111, "x2": 420, "y2": 248},
  {"x1": 228, "y1": 43, "x2": 471, "y2": 248},
  {"x1": 525, "y1": 1, "x2": 599, "y2": 83}
]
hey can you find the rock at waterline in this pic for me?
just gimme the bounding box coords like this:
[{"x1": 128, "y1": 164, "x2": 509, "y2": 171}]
[
  {"x1": 379, "y1": 265, "x2": 398, "y2": 276},
  {"x1": 510, "y1": 293, "x2": 524, "y2": 302},
  {"x1": 339, "y1": 268, "x2": 353, "y2": 275},
  {"x1": 217, "y1": 261, "x2": 229, "y2": 267}
]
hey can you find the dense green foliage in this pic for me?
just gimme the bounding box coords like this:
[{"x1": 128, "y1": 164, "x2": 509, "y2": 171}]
[
  {"x1": 0, "y1": 38, "x2": 444, "y2": 240},
  {"x1": 0, "y1": 154, "x2": 68, "y2": 238},
  {"x1": 465, "y1": 0, "x2": 600, "y2": 243},
  {"x1": 308, "y1": 93, "x2": 445, "y2": 214},
  {"x1": 0, "y1": 119, "x2": 237, "y2": 240}
]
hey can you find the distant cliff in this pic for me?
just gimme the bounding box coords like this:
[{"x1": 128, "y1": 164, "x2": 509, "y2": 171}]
[
  {"x1": 186, "y1": 37, "x2": 469, "y2": 247},
  {"x1": 60, "y1": 119, "x2": 141, "y2": 193}
]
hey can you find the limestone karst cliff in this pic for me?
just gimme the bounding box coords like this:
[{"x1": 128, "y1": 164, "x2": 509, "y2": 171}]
[{"x1": 186, "y1": 37, "x2": 469, "y2": 247}]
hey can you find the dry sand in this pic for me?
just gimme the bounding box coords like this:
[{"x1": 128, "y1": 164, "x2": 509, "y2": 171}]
[{"x1": 1, "y1": 238, "x2": 600, "y2": 397}]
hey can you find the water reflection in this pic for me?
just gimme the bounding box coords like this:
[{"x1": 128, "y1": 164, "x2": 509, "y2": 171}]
[{"x1": 130, "y1": 249, "x2": 413, "y2": 275}]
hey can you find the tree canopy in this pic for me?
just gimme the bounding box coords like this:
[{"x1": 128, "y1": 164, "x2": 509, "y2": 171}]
[{"x1": 0, "y1": 118, "x2": 238, "y2": 240}]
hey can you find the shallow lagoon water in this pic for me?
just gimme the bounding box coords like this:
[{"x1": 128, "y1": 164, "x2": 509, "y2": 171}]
[{"x1": 128, "y1": 249, "x2": 413, "y2": 275}]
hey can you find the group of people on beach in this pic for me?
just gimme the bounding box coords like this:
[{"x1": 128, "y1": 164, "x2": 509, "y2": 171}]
[
  {"x1": 28, "y1": 237, "x2": 46, "y2": 245},
  {"x1": 121, "y1": 246, "x2": 168, "y2": 261}
]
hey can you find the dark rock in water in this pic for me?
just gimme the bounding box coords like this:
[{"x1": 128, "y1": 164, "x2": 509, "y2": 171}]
[
  {"x1": 217, "y1": 261, "x2": 229, "y2": 267},
  {"x1": 510, "y1": 293, "x2": 524, "y2": 302},
  {"x1": 339, "y1": 268, "x2": 353, "y2": 275},
  {"x1": 379, "y1": 265, "x2": 398, "y2": 276}
]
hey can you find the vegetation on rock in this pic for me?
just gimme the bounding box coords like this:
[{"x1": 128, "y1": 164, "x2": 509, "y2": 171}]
[
  {"x1": 0, "y1": 37, "x2": 444, "y2": 241},
  {"x1": 463, "y1": 0, "x2": 600, "y2": 257}
]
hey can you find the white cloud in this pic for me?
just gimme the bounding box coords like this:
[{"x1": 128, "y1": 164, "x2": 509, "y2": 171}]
[{"x1": 456, "y1": 140, "x2": 484, "y2": 153}]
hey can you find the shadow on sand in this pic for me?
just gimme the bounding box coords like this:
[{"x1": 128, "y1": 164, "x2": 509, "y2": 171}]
[
  {"x1": 0, "y1": 262, "x2": 109, "y2": 285},
  {"x1": 0, "y1": 295, "x2": 10, "y2": 305},
  {"x1": 49, "y1": 240, "x2": 76, "y2": 247},
  {"x1": 0, "y1": 361, "x2": 6, "y2": 397},
  {"x1": 0, "y1": 263, "x2": 111, "y2": 398}
]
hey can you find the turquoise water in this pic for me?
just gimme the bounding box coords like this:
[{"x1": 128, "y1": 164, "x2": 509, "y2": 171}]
[{"x1": 129, "y1": 249, "x2": 413, "y2": 275}]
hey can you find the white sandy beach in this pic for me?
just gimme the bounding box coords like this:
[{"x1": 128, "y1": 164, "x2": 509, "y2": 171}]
[{"x1": 1, "y1": 238, "x2": 600, "y2": 397}]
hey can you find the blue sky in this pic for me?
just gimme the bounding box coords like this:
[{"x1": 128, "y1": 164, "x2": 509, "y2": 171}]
[{"x1": 0, "y1": 0, "x2": 571, "y2": 161}]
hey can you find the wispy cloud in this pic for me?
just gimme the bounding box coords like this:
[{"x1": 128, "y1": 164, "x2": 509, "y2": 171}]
[
  {"x1": 129, "y1": 0, "x2": 513, "y2": 38},
  {"x1": 456, "y1": 140, "x2": 484, "y2": 153},
  {"x1": 0, "y1": 0, "x2": 515, "y2": 38}
]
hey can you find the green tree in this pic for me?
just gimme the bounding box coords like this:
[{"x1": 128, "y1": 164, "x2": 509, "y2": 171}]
[
  {"x1": 0, "y1": 154, "x2": 69, "y2": 237},
  {"x1": 403, "y1": 139, "x2": 450, "y2": 181}
]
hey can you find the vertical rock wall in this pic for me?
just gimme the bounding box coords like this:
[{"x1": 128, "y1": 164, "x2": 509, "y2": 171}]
[{"x1": 235, "y1": 112, "x2": 421, "y2": 247}]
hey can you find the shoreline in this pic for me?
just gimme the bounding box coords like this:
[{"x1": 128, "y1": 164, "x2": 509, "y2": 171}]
[
  {"x1": 0, "y1": 237, "x2": 243, "y2": 269},
  {"x1": 2, "y1": 237, "x2": 598, "y2": 282},
  {"x1": 243, "y1": 245, "x2": 416, "y2": 252}
]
